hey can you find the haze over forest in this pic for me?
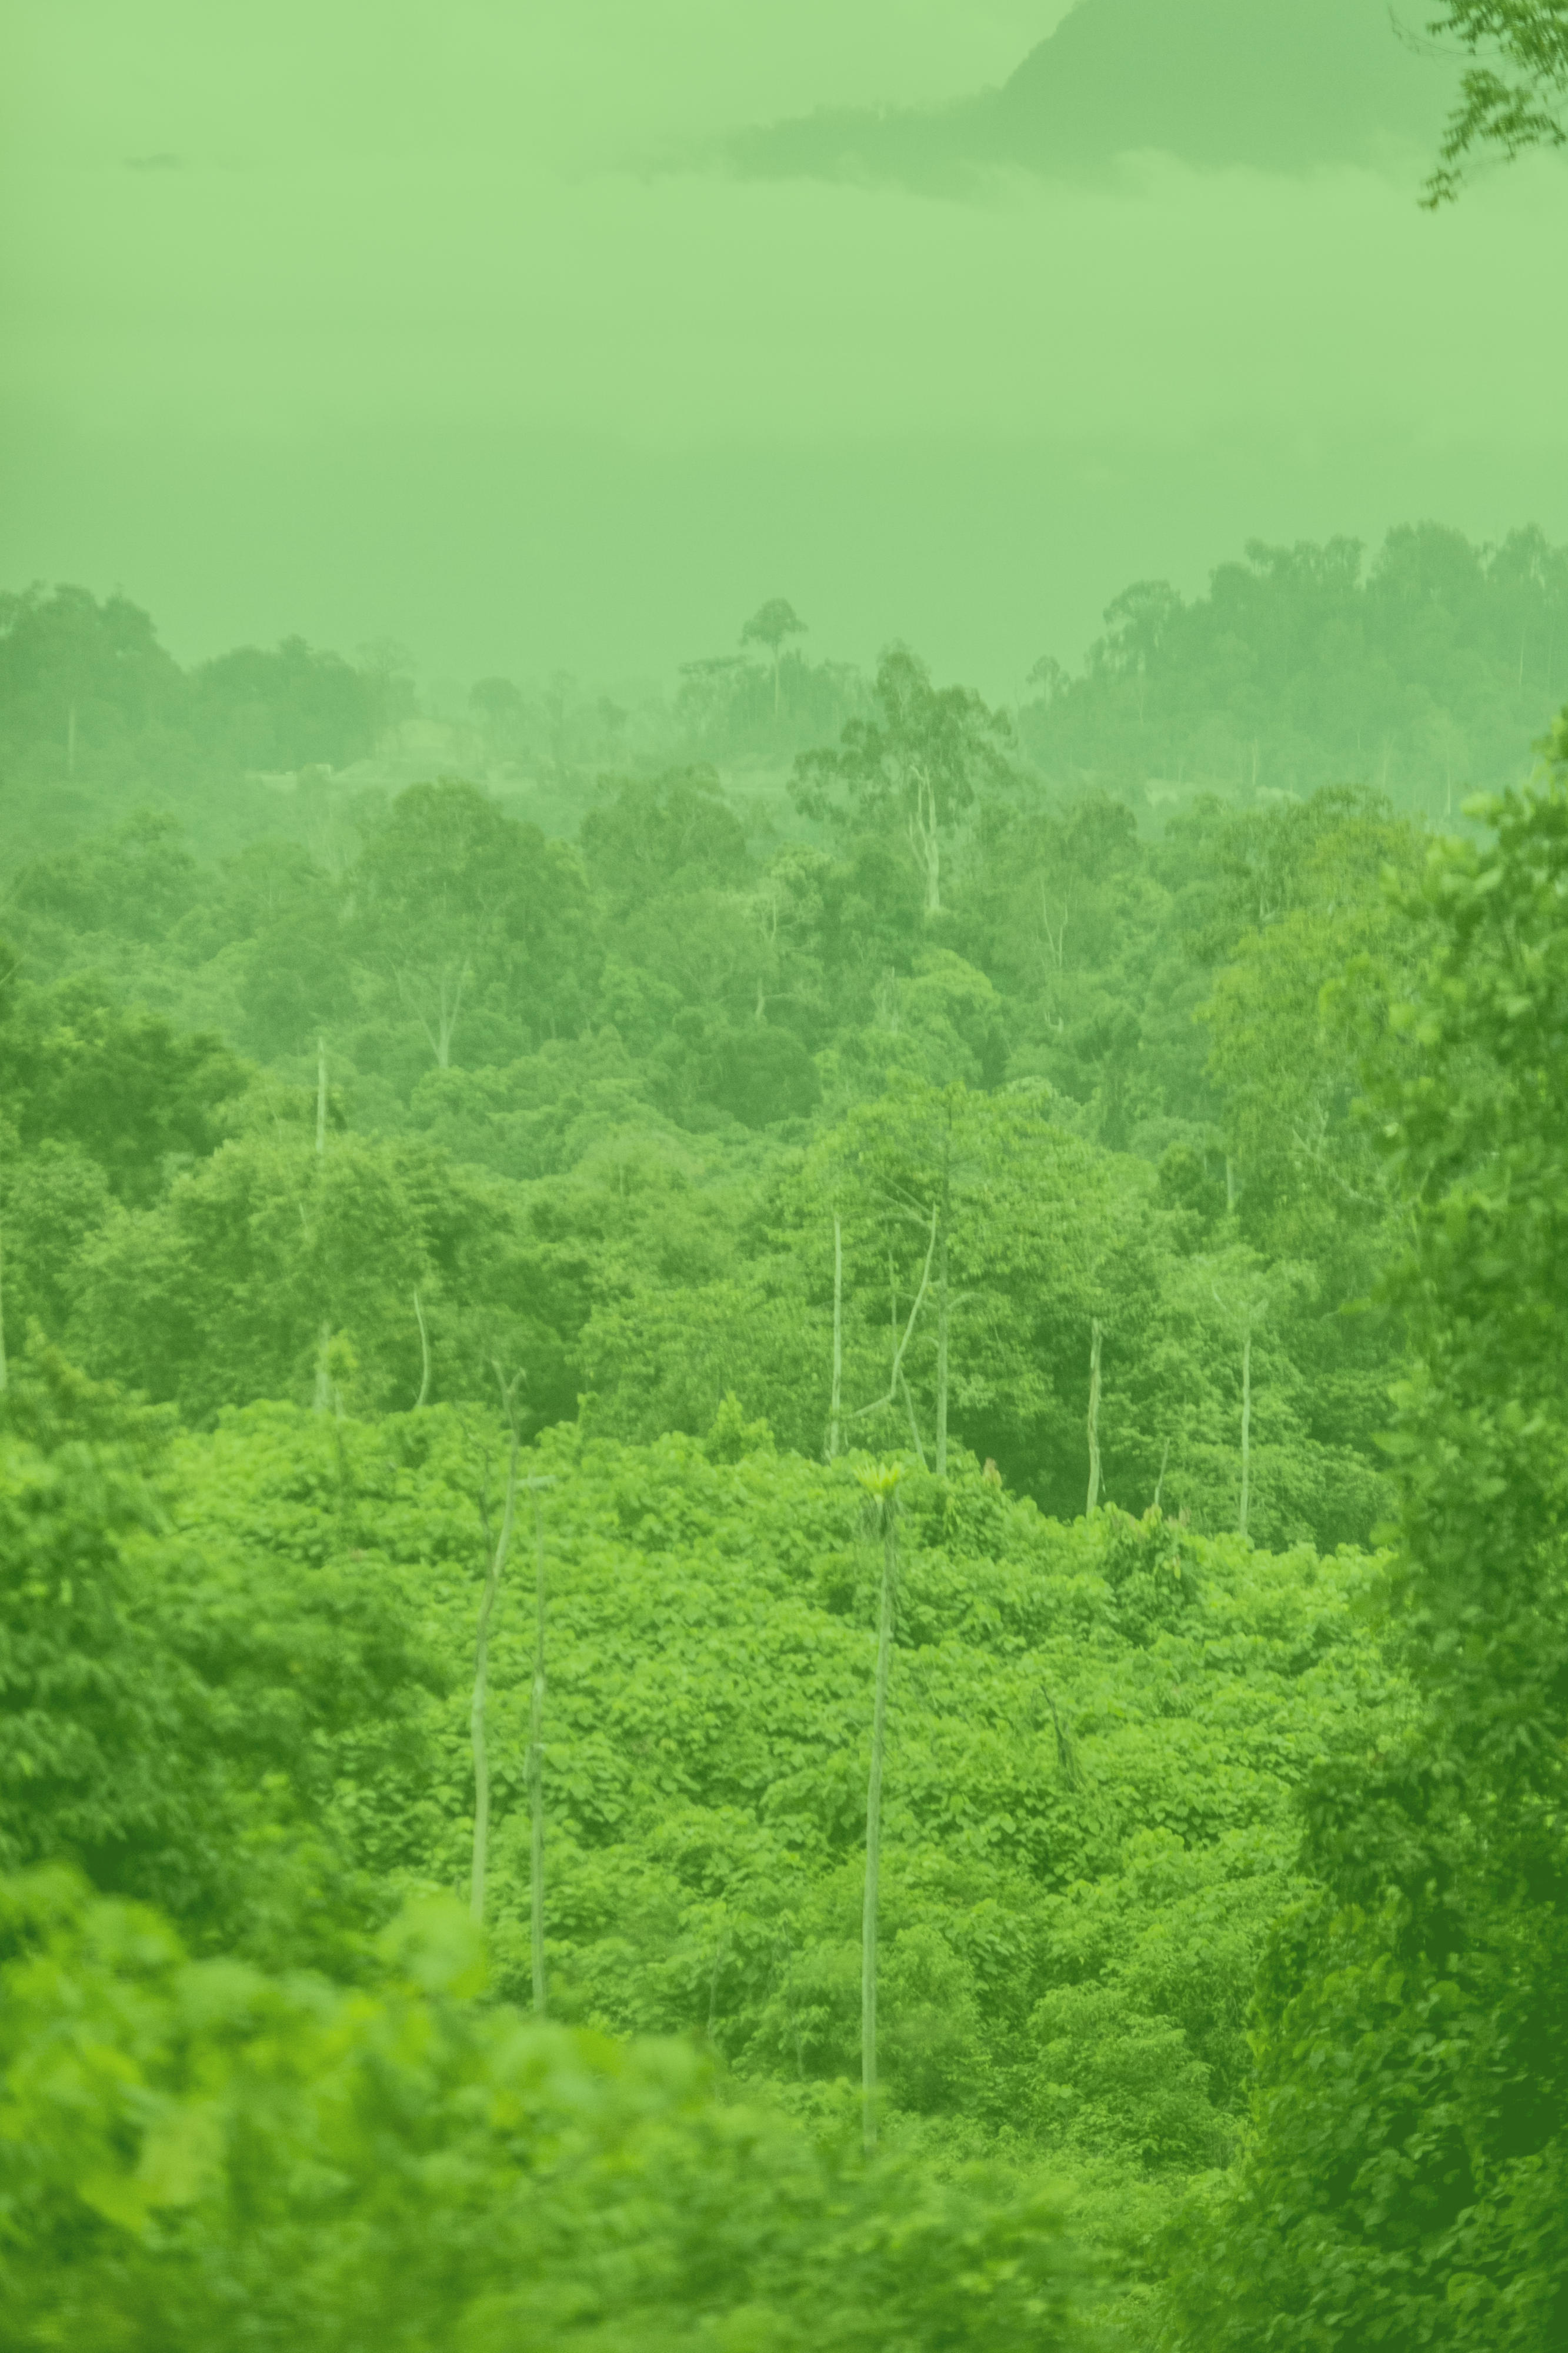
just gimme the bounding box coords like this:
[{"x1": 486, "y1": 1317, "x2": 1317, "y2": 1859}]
[
  {"x1": 5, "y1": 5, "x2": 1568, "y2": 2351},
  {"x1": 6, "y1": 0, "x2": 1568, "y2": 692}
]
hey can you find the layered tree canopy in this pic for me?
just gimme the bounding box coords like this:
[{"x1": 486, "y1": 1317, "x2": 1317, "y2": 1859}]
[{"x1": 2, "y1": 553, "x2": 1566, "y2": 2345}]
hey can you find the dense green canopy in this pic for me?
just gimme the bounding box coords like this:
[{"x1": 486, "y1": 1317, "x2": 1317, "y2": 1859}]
[{"x1": 1, "y1": 553, "x2": 1566, "y2": 2344}]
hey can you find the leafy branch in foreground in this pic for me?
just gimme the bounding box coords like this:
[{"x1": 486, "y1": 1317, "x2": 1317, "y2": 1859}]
[{"x1": 1423, "y1": 1, "x2": 1568, "y2": 203}]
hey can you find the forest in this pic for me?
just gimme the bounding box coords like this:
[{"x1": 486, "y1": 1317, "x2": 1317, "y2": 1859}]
[{"x1": 3, "y1": 493, "x2": 1567, "y2": 2349}]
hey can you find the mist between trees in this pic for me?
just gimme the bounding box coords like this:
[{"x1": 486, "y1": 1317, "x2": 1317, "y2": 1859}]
[{"x1": 2, "y1": 559, "x2": 1568, "y2": 2349}]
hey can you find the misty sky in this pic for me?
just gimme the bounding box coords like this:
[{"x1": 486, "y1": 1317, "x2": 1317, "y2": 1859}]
[{"x1": 5, "y1": 1, "x2": 1567, "y2": 699}]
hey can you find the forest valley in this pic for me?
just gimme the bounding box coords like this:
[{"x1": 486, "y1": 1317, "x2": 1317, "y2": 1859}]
[{"x1": 2, "y1": 555, "x2": 1567, "y2": 2349}]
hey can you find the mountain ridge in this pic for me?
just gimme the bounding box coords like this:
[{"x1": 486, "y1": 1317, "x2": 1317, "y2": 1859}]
[{"x1": 727, "y1": 0, "x2": 1460, "y2": 189}]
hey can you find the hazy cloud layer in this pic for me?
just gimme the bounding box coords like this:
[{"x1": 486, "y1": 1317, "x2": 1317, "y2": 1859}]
[{"x1": 4, "y1": 1, "x2": 1565, "y2": 692}]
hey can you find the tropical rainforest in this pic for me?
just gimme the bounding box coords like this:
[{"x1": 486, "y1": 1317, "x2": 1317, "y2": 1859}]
[
  {"x1": 9, "y1": 9, "x2": 1563, "y2": 2334},
  {"x1": 4, "y1": 492, "x2": 1568, "y2": 2350}
]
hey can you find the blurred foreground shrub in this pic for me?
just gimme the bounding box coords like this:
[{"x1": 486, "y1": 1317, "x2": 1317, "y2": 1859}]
[{"x1": 0, "y1": 1869, "x2": 1080, "y2": 2351}]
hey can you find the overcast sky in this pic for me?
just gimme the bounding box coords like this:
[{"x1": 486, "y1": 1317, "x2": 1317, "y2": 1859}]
[{"x1": 4, "y1": 1, "x2": 1566, "y2": 696}]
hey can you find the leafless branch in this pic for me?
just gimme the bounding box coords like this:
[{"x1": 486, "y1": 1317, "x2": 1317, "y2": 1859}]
[{"x1": 847, "y1": 1202, "x2": 939, "y2": 1429}]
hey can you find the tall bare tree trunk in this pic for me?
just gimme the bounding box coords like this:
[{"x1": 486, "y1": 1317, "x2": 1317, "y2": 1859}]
[
  {"x1": 898, "y1": 1371, "x2": 928, "y2": 1469},
  {"x1": 921, "y1": 781, "x2": 942, "y2": 914},
  {"x1": 935, "y1": 1227, "x2": 949, "y2": 1478},
  {"x1": 528, "y1": 1484, "x2": 548, "y2": 2013},
  {"x1": 469, "y1": 1424, "x2": 521, "y2": 1925},
  {"x1": 1086, "y1": 1318, "x2": 1104, "y2": 1515},
  {"x1": 862, "y1": 1495, "x2": 898, "y2": 2158},
  {"x1": 435, "y1": 966, "x2": 468, "y2": 1069},
  {"x1": 828, "y1": 1214, "x2": 843, "y2": 1460},
  {"x1": 413, "y1": 1289, "x2": 432, "y2": 1408},
  {"x1": 1239, "y1": 1327, "x2": 1253, "y2": 1540},
  {"x1": 311, "y1": 1038, "x2": 332, "y2": 1413},
  {"x1": 909, "y1": 766, "x2": 942, "y2": 913}
]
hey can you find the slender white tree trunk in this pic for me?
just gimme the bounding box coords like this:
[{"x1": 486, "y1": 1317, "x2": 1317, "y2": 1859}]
[
  {"x1": 470, "y1": 1427, "x2": 521, "y2": 1925},
  {"x1": 899, "y1": 1369, "x2": 928, "y2": 1469},
  {"x1": 528, "y1": 1484, "x2": 548, "y2": 2013},
  {"x1": 828, "y1": 1215, "x2": 843, "y2": 1460},
  {"x1": 1239, "y1": 1327, "x2": 1253, "y2": 1539},
  {"x1": 863, "y1": 1498, "x2": 898, "y2": 2157},
  {"x1": 908, "y1": 766, "x2": 942, "y2": 913},
  {"x1": 935, "y1": 1227, "x2": 949, "y2": 1478},
  {"x1": 310, "y1": 1055, "x2": 332, "y2": 1414},
  {"x1": 413, "y1": 1289, "x2": 432, "y2": 1408},
  {"x1": 435, "y1": 964, "x2": 469, "y2": 1069},
  {"x1": 1086, "y1": 1318, "x2": 1104, "y2": 1515}
]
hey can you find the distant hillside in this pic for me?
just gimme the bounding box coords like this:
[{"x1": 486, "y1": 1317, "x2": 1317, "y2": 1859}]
[
  {"x1": 730, "y1": 0, "x2": 1459, "y2": 190},
  {"x1": 1021, "y1": 523, "x2": 1568, "y2": 816},
  {"x1": 0, "y1": 585, "x2": 412, "y2": 857},
  {"x1": 8, "y1": 516, "x2": 1562, "y2": 864}
]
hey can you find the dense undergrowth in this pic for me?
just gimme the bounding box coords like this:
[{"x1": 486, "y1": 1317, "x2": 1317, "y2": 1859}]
[{"x1": 0, "y1": 1353, "x2": 1399, "y2": 2346}]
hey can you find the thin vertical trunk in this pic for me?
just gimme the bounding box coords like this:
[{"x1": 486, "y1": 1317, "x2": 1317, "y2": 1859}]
[
  {"x1": 1153, "y1": 1433, "x2": 1171, "y2": 1514},
  {"x1": 923, "y1": 772, "x2": 941, "y2": 914},
  {"x1": 1225, "y1": 1155, "x2": 1237, "y2": 1214},
  {"x1": 828, "y1": 1215, "x2": 843, "y2": 1461},
  {"x1": 0, "y1": 1219, "x2": 8, "y2": 1394},
  {"x1": 66, "y1": 704, "x2": 76, "y2": 778},
  {"x1": 863, "y1": 1499, "x2": 898, "y2": 2158},
  {"x1": 413, "y1": 1289, "x2": 432, "y2": 1408},
  {"x1": 1239, "y1": 1327, "x2": 1253, "y2": 1539},
  {"x1": 1086, "y1": 1318, "x2": 1103, "y2": 1515},
  {"x1": 309, "y1": 1053, "x2": 331, "y2": 1413},
  {"x1": 469, "y1": 1427, "x2": 521, "y2": 1925},
  {"x1": 528, "y1": 1484, "x2": 548, "y2": 2014},
  {"x1": 935, "y1": 1227, "x2": 949, "y2": 1478},
  {"x1": 433, "y1": 965, "x2": 468, "y2": 1070},
  {"x1": 909, "y1": 767, "x2": 941, "y2": 914},
  {"x1": 898, "y1": 1370, "x2": 928, "y2": 1470},
  {"x1": 708, "y1": 1929, "x2": 728, "y2": 2038}
]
